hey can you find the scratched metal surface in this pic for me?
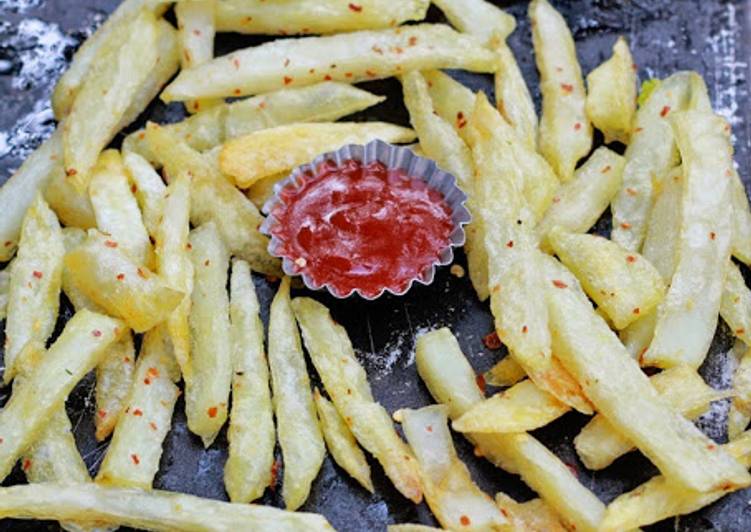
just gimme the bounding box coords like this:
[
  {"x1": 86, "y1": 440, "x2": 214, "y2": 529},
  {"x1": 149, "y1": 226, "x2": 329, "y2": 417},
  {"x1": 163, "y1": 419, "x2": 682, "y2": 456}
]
[{"x1": 1, "y1": 0, "x2": 751, "y2": 530}]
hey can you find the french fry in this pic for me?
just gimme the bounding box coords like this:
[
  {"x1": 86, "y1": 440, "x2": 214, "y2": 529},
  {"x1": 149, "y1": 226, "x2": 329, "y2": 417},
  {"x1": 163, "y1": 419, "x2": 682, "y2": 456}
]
[
  {"x1": 3, "y1": 195, "x2": 64, "y2": 383},
  {"x1": 64, "y1": 230, "x2": 183, "y2": 333},
  {"x1": 619, "y1": 308, "x2": 657, "y2": 360},
  {"x1": 97, "y1": 325, "x2": 180, "y2": 489},
  {"x1": 0, "y1": 483, "x2": 335, "y2": 531},
  {"x1": 63, "y1": 10, "x2": 158, "y2": 191},
  {"x1": 45, "y1": 171, "x2": 97, "y2": 230},
  {"x1": 585, "y1": 37, "x2": 636, "y2": 144},
  {"x1": 641, "y1": 166, "x2": 682, "y2": 282},
  {"x1": 547, "y1": 227, "x2": 665, "y2": 329},
  {"x1": 0, "y1": 130, "x2": 62, "y2": 261},
  {"x1": 154, "y1": 172, "x2": 192, "y2": 379},
  {"x1": 215, "y1": 0, "x2": 430, "y2": 35},
  {"x1": 314, "y1": 388, "x2": 374, "y2": 493},
  {"x1": 292, "y1": 297, "x2": 423, "y2": 503},
  {"x1": 529, "y1": 0, "x2": 592, "y2": 181},
  {"x1": 729, "y1": 341, "x2": 751, "y2": 440},
  {"x1": 0, "y1": 265, "x2": 9, "y2": 321},
  {"x1": 642, "y1": 111, "x2": 734, "y2": 368},
  {"x1": 398, "y1": 405, "x2": 509, "y2": 531},
  {"x1": 574, "y1": 365, "x2": 727, "y2": 470},
  {"x1": 492, "y1": 38, "x2": 538, "y2": 150},
  {"x1": 224, "y1": 259, "x2": 275, "y2": 503},
  {"x1": 601, "y1": 431, "x2": 751, "y2": 531},
  {"x1": 176, "y1": 1, "x2": 219, "y2": 115},
  {"x1": 269, "y1": 279, "x2": 325, "y2": 510},
  {"x1": 494, "y1": 493, "x2": 567, "y2": 532},
  {"x1": 483, "y1": 356, "x2": 526, "y2": 387},
  {"x1": 730, "y1": 168, "x2": 751, "y2": 264},
  {"x1": 415, "y1": 328, "x2": 605, "y2": 532},
  {"x1": 432, "y1": 0, "x2": 516, "y2": 45},
  {"x1": 0, "y1": 309, "x2": 124, "y2": 481},
  {"x1": 94, "y1": 331, "x2": 136, "y2": 442},
  {"x1": 610, "y1": 72, "x2": 696, "y2": 251},
  {"x1": 60, "y1": 227, "x2": 100, "y2": 312},
  {"x1": 89, "y1": 150, "x2": 154, "y2": 267},
  {"x1": 161, "y1": 24, "x2": 498, "y2": 101},
  {"x1": 542, "y1": 253, "x2": 750, "y2": 492},
  {"x1": 220, "y1": 122, "x2": 416, "y2": 188},
  {"x1": 185, "y1": 222, "x2": 232, "y2": 447},
  {"x1": 423, "y1": 70, "x2": 475, "y2": 139},
  {"x1": 452, "y1": 379, "x2": 569, "y2": 434},
  {"x1": 123, "y1": 151, "x2": 166, "y2": 239},
  {"x1": 143, "y1": 123, "x2": 281, "y2": 276},
  {"x1": 721, "y1": 262, "x2": 751, "y2": 345},
  {"x1": 536, "y1": 147, "x2": 624, "y2": 249}
]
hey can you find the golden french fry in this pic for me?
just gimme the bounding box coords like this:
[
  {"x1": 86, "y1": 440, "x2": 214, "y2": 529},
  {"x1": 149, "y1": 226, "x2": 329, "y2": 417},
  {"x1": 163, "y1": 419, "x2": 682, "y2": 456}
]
[
  {"x1": 585, "y1": 37, "x2": 636, "y2": 144},
  {"x1": 225, "y1": 259, "x2": 275, "y2": 503},
  {"x1": 641, "y1": 166, "x2": 682, "y2": 282},
  {"x1": 721, "y1": 262, "x2": 751, "y2": 345},
  {"x1": 730, "y1": 168, "x2": 751, "y2": 265},
  {"x1": 492, "y1": 38, "x2": 538, "y2": 150},
  {"x1": 415, "y1": 328, "x2": 605, "y2": 532},
  {"x1": 0, "y1": 130, "x2": 62, "y2": 261},
  {"x1": 122, "y1": 151, "x2": 166, "y2": 239},
  {"x1": 292, "y1": 297, "x2": 423, "y2": 503},
  {"x1": 269, "y1": 279, "x2": 325, "y2": 510},
  {"x1": 314, "y1": 388, "x2": 373, "y2": 493},
  {"x1": 176, "y1": 0, "x2": 220, "y2": 115},
  {"x1": 45, "y1": 170, "x2": 97, "y2": 230},
  {"x1": 0, "y1": 310, "x2": 124, "y2": 481},
  {"x1": 399, "y1": 405, "x2": 509, "y2": 531},
  {"x1": 483, "y1": 356, "x2": 526, "y2": 387},
  {"x1": 94, "y1": 332, "x2": 136, "y2": 442},
  {"x1": 574, "y1": 365, "x2": 727, "y2": 470},
  {"x1": 4, "y1": 195, "x2": 64, "y2": 383},
  {"x1": 97, "y1": 325, "x2": 180, "y2": 489},
  {"x1": 642, "y1": 111, "x2": 734, "y2": 369},
  {"x1": 423, "y1": 70, "x2": 475, "y2": 138},
  {"x1": 529, "y1": 0, "x2": 592, "y2": 181},
  {"x1": 601, "y1": 431, "x2": 751, "y2": 531},
  {"x1": 161, "y1": 24, "x2": 497, "y2": 101},
  {"x1": 220, "y1": 122, "x2": 416, "y2": 188},
  {"x1": 542, "y1": 253, "x2": 750, "y2": 492},
  {"x1": 453, "y1": 379, "x2": 569, "y2": 434},
  {"x1": 536, "y1": 147, "x2": 624, "y2": 249},
  {"x1": 185, "y1": 222, "x2": 232, "y2": 447},
  {"x1": 432, "y1": 0, "x2": 515, "y2": 44},
  {"x1": 60, "y1": 227, "x2": 101, "y2": 313},
  {"x1": 216, "y1": 0, "x2": 429, "y2": 35},
  {"x1": 729, "y1": 341, "x2": 751, "y2": 440},
  {"x1": 0, "y1": 483, "x2": 334, "y2": 531},
  {"x1": 494, "y1": 493, "x2": 567, "y2": 532},
  {"x1": 63, "y1": 10, "x2": 158, "y2": 191}
]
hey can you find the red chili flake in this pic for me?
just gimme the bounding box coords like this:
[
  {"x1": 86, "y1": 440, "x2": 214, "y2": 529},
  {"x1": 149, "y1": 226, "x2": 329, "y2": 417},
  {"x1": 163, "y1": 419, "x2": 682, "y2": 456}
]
[
  {"x1": 482, "y1": 331, "x2": 502, "y2": 350},
  {"x1": 0, "y1": 437, "x2": 4, "y2": 444},
  {"x1": 148, "y1": 367, "x2": 159, "y2": 378},
  {"x1": 207, "y1": 406, "x2": 218, "y2": 418},
  {"x1": 574, "y1": 122, "x2": 582, "y2": 131},
  {"x1": 566, "y1": 463, "x2": 578, "y2": 478},
  {"x1": 131, "y1": 454, "x2": 140, "y2": 465},
  {"x1": 92, "y1": 330, "x2": 102, "y2": 338},
  {"x1": 707, "y1": 443, "x2": 717, "y2": 450},
  {"x1": 116, "y1": 273, "x2": 125, "y2": 281},
  {"x1": 476, "y1": 374, "x2": 486, "y2": 394},
  {"x1": 626, "y1": 255, "x2": 637, "y2": 263},
  {"x1": 130, "y1": 184, "x2": 138, "y2": 194},
  {"x1": 105, "y1": 240, "x2": 118, "y2": 248},
  {"x1": 633, "y1": 307, "x2": 641, "y2": 315},
  {"x1": 22, "y1": 459, "x2": 31, "y2": 472},
  {"x1": 144, "y1": 378, "x2": 151, "y2": 385},
  {"x1": 345, "y1": 72, "x2": 353, "y2": 78},
  {"x1": 193, "y1": 103, "x2": 201, "y2": 112},
  {"x1": 620, "y1": 222, "x2": 632, "y2": 229},
  {"x1": 3, "y1": 241, "x2": 11, "y2": 247},
  {"x1": 323, "y1": 74, "x2": 332, "y2": 81},
  {"x1": 258, "y1": 101, "x2": 267, "y2": 110},
  {"x1": 626, "y1": 187, "x2": 638, "y2": 196},
  {"x1": 491, "y1": 284, "x2": 501, "y2": 294},
  {"x1": 66, "y1": 168, "x2": 77, "y2": 177},
  {"x1": 233, "y1": 58, "x2": 240, "y2": 69},
  {"x1": 460, "y1": 515, "x2": 471, "y2": 526},
  {"x1": 660, "y1": 105, "x2": 671, "y2": 117},
  {"x1": 456, "y1": 111, "x2": 467, "y2": 129},
  {"x1": 522, "y1": 325, "x2": 528, "y2": 334},
  {"x1": 499, "y1": 507, "x2": 510, "y2": 518},
  {"x1": 408, "y1": 36, "x2": 418, "y2": 46},
  {"x1": 506, "y1": 240, "x2": 514, "y2": 248},
  {"x1": 32, "y1": 270, "x2": 43, "y2": 279},
  {"x1": 560, "y1": 82, "x2": 574, "y2": 93},
  {"x1": 283, "y1": 76, "x2": 293, "y2": 85},
  {"x1": 602, "y1": 165, "x2": 612, "y2": 173},
  {"x1": 736, "y1": 328, "x2": 746, "y2": 335},
  {"x1": 149, "y1": 422, "x2": 158, "y2": 431},
  {"x1": 133, "y1": 409, "x2": 143, "y2": 417},
  {"x1": 283, "y1": 58, "x2": 290, "y2": 67},
  {"x1": 97, "y1": 409, "x2": 107, "y2": 419},
  {"x1": 269, "y1": 458, "x2": 281, "y2": 491},
  {"x1": 426, "y1": 425, "x2": 433, "y2": 432},
  {"x1": 233, "y1": 88, "x2": 242, "y2": 95},
  {"x1": 552, "y1": 280, "x2": 568, "y2": 289},
  {"x1": 365, "y1": 69, "x2": 377, "y2": 78},
  {"x1": 348, "y1": 2, "x2": 362, "y2": 11},
  {"x1": 710, "y1": 231, "x2": 717, "y2": 240},
  {"x1": 138, "y1": 132, "x2": 146, "y2": 140},
  {"x1": 186, "y1": 242, "x2": 192, "y2": 250}
]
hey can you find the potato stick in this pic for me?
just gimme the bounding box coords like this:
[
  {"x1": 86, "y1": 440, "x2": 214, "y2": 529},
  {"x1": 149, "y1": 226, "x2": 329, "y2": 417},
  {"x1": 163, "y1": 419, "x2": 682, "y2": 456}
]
[
  {"x1": 176, "y1": 1, "x2": 219, "y2": 115},
  {"x1": 548, "y1": 228, "x2": 665, "y2": 329},
  {"x1": 0, "y1": 266, "x2": 9, "y2": 321},
  {"x1": 97, "y1": 325, "x2": 180, "y2": 489},
  {"x1": 143, "y1": 123, "x2": 280, "y2": 276},
  {"x1": 3, "y1": 195, "x2": 64, "y2": 383},
  {"x1": 50, "y1": 0, "x2": 173, "y2": 118},
  {"x1": 0, "y1": 130, "x2": 62, "y2": 261},
  {"x1": 89, "y1": 150, "x2": 154, "y2": 267},
  {"x1": 185, "y1": 222, "x2": 232, "y2": 447},
  {"x1": 453, "y1": 379, "x2": 569, "y2": 434},
  {"x1": 642, "y1": 111, "x2": 734, "y2": 369},
  {"x1": 415, "y1": 328, "x2": 605, "y2": 532},
  {"x1": 610, "y1": 72, "x2": 696, "y2": 251},
  {"x1": 542, "y1": 254, "x2": 750, "y2": 492},
  {"x1": 225, "y1": 259, "x2": 275, "y2": 503},
  {"x1": 246, "y1": 172, "x2": 288, "y2": 211},
  {"x1": 314, "y1": 388, "x2": 373, "y2": 493},
  {"x1": 215, "y1": 0, "x2": 430, "y2": 35},
  {"x1": 574, "y1": 365, "x2": 727, "y2": 470},
  {"x1": 161, "y1": 24, "x2": 497, "y2": 101},
  {"x1": 601, "y1": 431, "x2": 751, "y2": 531},
  {"x1": 60, "y1": 227, "x2": 100, "y2": 312},
  {"x1": 494, "y1": 494, "x2": 567, "y2": 532},
  {"x1": 64, "y1": 231, "x2": 183, "y2": 333},
  {"x1": 0, "y1": 309, "x2": 124, "y2": 481},
  {"x1": 536, "y1": 147, "x2": 624, "y2": 249},
  {"x1": 483, "y1": 356, "x2": 526, "y2": 387},
  {"x1": 721, "y1": 262, "x2": 751, "y2": 345},
  {"x1": 423, "y1": 70, "x2": 475, "y2": 139},
  {"x1": 641, "y1": 166, "x2": 683, "y2": 282},
  {"x1": 730, "y1": 168, "x2": 751, "y2": 265},
  {"x1": 388, "y1": 526, "x2": 441, "y2": 532},
  {"x1": 529, "y1": 0, "x2": 592, "y2": 181},
  {"x1": 492, "y1": 38, "x2": 538, "y2": 150},
  {"x1": 0, "y1": 483, "x2": 334, "y2": 532},
  {"x1": 399, "y1": 405, "x2": 509, "y2": 531},
  {"x1": 268, "y1": 279, "x2": 325, "y2": 510},
  {"x1": 63, "y1": 10, "x2": 158, "y2": 191},
  {"x1": 585, "y1": 37, "x2": 636, "y2": 144},
  {"x1": 94, "y1": 332, "x2": 136, "y2": 442},
  {"x1": 432, "y1": 0, "x2": 515, "y2": 45},
  {"x1": 123, "y1": 152, "x2": 166, "y2": 239},
  {"x1": 220, "y1": 122, "x2": 416, "y2": 188},
  {"x1": 292, "y1": 297, "x2": 423, "y2": 503},
  {"x1": 45, "y1": 170, "x2": 97, "y2": 230}
]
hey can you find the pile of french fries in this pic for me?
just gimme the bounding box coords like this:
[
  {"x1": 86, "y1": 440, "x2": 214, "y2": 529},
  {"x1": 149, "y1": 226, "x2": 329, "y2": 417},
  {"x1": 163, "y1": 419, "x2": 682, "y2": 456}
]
[{"x1": 1, "y1": 0, "x2": 750, "y2": 530}]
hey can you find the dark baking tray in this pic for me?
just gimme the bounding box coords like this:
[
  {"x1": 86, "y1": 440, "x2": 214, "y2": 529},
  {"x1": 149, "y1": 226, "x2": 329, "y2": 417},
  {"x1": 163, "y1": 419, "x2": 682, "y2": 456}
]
[{"x1": 1, "y1": 1, "x2": 750, "y2": 530}]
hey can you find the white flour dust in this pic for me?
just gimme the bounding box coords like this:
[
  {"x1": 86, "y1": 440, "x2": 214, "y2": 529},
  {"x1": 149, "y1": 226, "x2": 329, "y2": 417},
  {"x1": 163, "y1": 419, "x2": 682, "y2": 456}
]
[
  {"x1": 0, "y1": 0, "x2": 44, "y2": 14},
  {"x1": 357, "y1": 325, "x2": 432, "y2": 379}
]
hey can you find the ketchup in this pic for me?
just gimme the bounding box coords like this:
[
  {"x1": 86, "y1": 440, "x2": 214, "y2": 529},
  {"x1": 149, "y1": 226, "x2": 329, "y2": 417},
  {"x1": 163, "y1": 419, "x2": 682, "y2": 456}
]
[{"x1": 271, "y1": 159, "x2": 454, "y2": 298}]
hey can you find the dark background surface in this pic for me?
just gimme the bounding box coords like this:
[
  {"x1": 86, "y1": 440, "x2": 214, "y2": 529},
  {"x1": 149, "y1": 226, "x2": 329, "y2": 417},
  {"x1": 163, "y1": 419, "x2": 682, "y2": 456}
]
[{"x1": 1, "y1": 0, "x2": 751, "y2": 530}]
